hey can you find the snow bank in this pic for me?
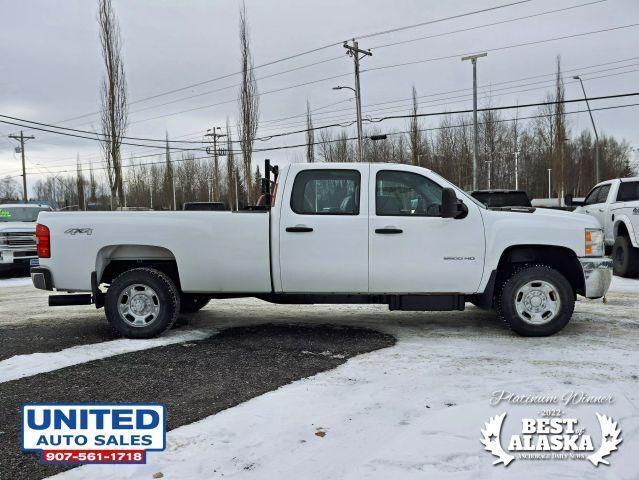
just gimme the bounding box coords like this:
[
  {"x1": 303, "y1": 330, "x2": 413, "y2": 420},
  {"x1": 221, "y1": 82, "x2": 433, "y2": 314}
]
[{"x1": 0, "y1": 329, "x2": 215, "y2": 383}]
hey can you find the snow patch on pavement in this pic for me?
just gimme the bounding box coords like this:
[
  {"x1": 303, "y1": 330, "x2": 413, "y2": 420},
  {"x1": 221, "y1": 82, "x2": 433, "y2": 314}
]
[
  {"x1": 0, "y1": 328, "x2": 215, "y2": 383},
  {"x1": 0, "y1": 276, "x2": 32, "y2": 288},
  {"x1": 609, "y1": 275, "x2": 639, "y2": 293}
]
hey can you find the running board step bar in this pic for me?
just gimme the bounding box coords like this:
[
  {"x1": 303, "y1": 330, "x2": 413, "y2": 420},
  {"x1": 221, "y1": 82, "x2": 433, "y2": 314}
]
[{"x1": 49, "y1": 294, "x2": 93, "y2": 306}]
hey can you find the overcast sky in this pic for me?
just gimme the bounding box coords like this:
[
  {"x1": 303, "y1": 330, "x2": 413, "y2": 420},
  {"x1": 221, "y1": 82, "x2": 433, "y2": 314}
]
[{"x1": 1, "y1": 0, "x2": 638, "y2": 193}]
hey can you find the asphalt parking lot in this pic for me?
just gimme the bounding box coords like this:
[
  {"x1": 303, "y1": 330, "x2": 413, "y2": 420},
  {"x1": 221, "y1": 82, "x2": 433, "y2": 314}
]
[{"x1": 1, "y1": 269, "x2": 638, "y2": 480}]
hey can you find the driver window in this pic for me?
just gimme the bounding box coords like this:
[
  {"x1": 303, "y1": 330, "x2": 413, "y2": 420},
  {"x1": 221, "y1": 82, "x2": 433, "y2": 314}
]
[
  {"x1": 583, "y1": 186, "x2": 601, "y2": 206},
  {"x1": 376, "y1": 170, "x2": 443, "y2": 216}
]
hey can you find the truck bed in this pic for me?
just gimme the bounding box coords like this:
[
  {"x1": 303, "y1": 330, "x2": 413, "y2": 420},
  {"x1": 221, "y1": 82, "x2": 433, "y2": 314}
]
[{"x1": 37, "y1": 211, "x2": 272, "y2": 293}]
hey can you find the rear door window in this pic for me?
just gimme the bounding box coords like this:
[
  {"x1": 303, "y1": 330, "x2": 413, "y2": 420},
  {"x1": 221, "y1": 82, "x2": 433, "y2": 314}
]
[
  {"x1": 290, "y1": 169, "x2": 360, "y2": 215},
  {"x1": 616, "y1": 181, "x2": 639, "y2": 202}
]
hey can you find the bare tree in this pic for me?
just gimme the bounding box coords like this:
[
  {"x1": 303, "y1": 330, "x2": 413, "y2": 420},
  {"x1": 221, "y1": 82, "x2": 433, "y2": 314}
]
[
  {"x1": 76, "y1": 155, "x2": 86, "y2": 210},
  {"x1": 306, "y1": 100, "x2": 315, "y2": 162},
  {"x1": 408, "y1": 85, "x2": 422, "y2": 166},
  {"x1": 88, "y1": 163, "x2": 98, "y2": 204},
  {"x1": 98, "y1": 0, "x2": 127, "y2": 208},
  {"x1": 0, "y1": 176, "x2": 19, "y2": 201},
  {"x1": 552, "y1": 55, "x2": 567, "y2": 200},
  {"x1": 163, "y1": 132, "x2": 175, "y2": 209},
  {"x1": 237, "y1": 2, "x2": 259, "y2": 205}
]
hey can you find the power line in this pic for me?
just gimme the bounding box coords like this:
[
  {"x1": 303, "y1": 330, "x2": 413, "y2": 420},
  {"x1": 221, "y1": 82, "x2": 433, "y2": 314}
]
[
  {"x1": 14, "y1": 94, "x2": 639, "y2": 175},
  {"x1": 55, "y1": 0, "x2": 533, "y2": 126},
  {"x1": 20, "y1": 100, "x2": 639, "y2": 178}
]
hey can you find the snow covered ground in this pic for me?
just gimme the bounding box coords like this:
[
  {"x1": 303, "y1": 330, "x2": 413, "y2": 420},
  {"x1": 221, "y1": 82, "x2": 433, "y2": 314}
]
[
  {"x1": 43, "y1": 276, "x2": 638, "y2": 480},
  {"x1": 0, "y1": 276, "x2": 32, "y2": 288}
]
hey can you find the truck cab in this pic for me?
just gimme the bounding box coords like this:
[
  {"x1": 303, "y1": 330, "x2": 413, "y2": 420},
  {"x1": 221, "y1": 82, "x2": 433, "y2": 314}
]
[{"x1": 32, "y1": 162, "x2": 612, "y2": 338}]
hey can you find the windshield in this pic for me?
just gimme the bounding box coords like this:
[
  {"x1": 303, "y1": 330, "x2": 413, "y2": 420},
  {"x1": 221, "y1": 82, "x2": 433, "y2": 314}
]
[{"x1": 0, "y1": 207, "x2": 49, "y2": 222}]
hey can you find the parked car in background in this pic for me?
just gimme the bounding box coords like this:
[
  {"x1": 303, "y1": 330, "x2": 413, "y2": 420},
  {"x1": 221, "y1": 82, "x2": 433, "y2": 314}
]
[
  {"x1": 0, "y1": 203, "x2": 53, "y2": 270},
  {"x1": 182, "y1": 202, "x2": 226, "y2": 211},
  {"x1": 569, "y1": 177, "x2": 639, "y2": 277},
  {"x1": 32, "y1": 161, "x2": 611, "y2": 339},
  {"x1": 470, "y1": 190, "x2": 532, "y2": 208}
]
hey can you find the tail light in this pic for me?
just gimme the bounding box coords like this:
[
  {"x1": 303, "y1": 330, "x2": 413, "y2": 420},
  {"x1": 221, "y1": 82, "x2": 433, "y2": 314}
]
[{"x1": 36, "y1": 224, "x2": 50, "y2": 258}]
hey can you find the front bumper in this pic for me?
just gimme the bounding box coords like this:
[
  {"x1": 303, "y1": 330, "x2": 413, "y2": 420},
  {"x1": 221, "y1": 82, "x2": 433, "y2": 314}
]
[{"x1": 579, "y1": 257, "x2": 613, "y2": 299}]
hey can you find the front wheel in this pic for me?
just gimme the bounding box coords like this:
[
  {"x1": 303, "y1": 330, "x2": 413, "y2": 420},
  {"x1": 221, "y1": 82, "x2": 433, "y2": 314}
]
[
  {"x1": 105, "y1": 267, "x2": 180, "y2": 339},
  {"x1": 497, "y1": 265, "x2": 574, "y2": 337}
]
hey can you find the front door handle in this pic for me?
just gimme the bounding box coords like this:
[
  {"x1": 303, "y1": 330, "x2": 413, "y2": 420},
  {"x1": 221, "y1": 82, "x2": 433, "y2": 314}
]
[
  {"x1": 375, "y1": 228, "x2": 403, "y2": 234},
  {"x1": 286, "y1": 226, "x2": 313, "y2": 233}
]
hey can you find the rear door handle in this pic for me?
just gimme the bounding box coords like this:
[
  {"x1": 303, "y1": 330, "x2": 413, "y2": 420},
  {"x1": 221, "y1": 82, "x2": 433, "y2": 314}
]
[
  {"x1": 375, "y1": 228, "x2": 403, "y2": 234},
  {"x1": 286, "y1": 226, "x2": 313, "y2": 233}
]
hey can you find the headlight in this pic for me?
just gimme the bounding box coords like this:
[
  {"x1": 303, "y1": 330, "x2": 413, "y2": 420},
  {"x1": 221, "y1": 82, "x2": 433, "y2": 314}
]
[
  {"x1": 0, "y1": 233, "x2": 6, "y2": 246},
  {"x1": 585, "y1": 228, "x2": 604, "y2": 257}
]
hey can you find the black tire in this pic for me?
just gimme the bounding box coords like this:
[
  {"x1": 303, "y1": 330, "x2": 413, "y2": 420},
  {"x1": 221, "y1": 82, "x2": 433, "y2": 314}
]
[
  {"x1": 497, "y1": 265, "x2": 574, "y2": 337},
  {"x1": 105, "y1": 267, "x2": 180, "y2": 339},
  {"x1": 180, "y1": 294, "x2": 211, "y2": 313},
  {"x1": 612, "y1": 235, "x2": 639, "y2": 278}
]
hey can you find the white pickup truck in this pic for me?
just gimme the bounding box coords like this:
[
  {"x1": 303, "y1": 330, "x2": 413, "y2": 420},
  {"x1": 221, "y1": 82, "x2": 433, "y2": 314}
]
[
  {"x1": 0, "y1": 203, "x2": 53, "y2": 270},
  {"x1": 569, "y1": 177, "x2": 639, "y2": 277},
  {"x1": 31, "y1": 162, "x2": 612, "y2": 338}
]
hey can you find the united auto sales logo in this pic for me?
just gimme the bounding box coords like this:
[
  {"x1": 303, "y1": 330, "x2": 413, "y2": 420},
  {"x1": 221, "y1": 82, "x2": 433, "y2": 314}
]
[
  {"x1": 64, "y1": 227, "x2": 93, "y2": 236},
  {"x1": 480, "y1": 391, "x2": 622, "y2": 467},
  {"x1": 22, "y1": 403, "x2": 165, "y2": 464}
]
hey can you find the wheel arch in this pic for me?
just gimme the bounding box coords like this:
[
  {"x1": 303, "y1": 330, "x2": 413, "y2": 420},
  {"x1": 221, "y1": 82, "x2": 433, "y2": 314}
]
[
  {"x1": 493, "y1": 244, "x2": 584, "y2": 298},
  {"x1": 614, "y1": 217, "x2": 638, "y2": 247},
  {"x1": 96, "y1": 244, "x2": 181, "y2": 288}
]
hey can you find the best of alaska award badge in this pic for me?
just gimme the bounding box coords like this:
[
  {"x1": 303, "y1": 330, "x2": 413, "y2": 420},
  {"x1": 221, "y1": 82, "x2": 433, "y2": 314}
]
[{"x1": 480, "y1": 391, "x2": 622, "y2": 467}]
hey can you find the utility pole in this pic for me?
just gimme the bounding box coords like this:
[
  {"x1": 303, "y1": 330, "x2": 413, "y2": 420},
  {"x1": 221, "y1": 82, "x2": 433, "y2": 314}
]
[
  {"x1": 343, "y1": 40, "x2": 372, "y2": 162},
  {"x1": 205, "y1": 127, "x2": 226, "y2": 201},
  {"x1": 573, "y1": 76, "x2": 600, "y2": 183},
  {"x1": 8, "y1": 131, "x2": 35, "y2": 202},
  {"x1": 461, "y1": 53, "x2": 487, "y2": 191},
  {"x1": 547, "y1": 168, "x2": 552, "y2": 197}
]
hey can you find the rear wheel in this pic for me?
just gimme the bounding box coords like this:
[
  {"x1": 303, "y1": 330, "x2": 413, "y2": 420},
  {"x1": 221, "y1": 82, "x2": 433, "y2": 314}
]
[
  {"x1": 612, "y1": 235, "x2": 639, "y2": 278},
  {"x1": 497, "y1": 265, "x2": 574, "y2": 337},
  {"x1": 105, "y1": 267, "x2": 180, "y2": 339}
]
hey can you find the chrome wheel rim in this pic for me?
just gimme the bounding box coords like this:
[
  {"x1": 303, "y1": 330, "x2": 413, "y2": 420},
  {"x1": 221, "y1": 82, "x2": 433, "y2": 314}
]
[
  {"x1": 514, "y1": 280, "x2": 561, "y2": 325},
  {"x1": 118, "y1": 284, "x2": 161, "y2": 327}
]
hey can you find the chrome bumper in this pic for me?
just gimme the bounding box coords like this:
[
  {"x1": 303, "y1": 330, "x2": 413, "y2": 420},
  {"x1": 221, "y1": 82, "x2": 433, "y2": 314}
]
[{"x1": 579, "y1": 257, "x2": 613, "y2": 299}]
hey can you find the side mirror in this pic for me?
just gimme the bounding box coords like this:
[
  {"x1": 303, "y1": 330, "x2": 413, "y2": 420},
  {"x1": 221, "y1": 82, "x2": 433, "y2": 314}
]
[
  {"x1": 564, "y1": 193, "x2": 573, "y2": 207},
  {"x1": 565, "y1": 193, "x2": 585, "y2": 207},
  {"x1": 441, "y1": 188, "x2": 468, "y2": 219}
]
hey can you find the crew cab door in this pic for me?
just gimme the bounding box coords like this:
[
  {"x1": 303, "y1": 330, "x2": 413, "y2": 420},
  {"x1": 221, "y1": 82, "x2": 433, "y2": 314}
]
[
  {"x1": 368, "y1": 165, "x2": 485, "y2": 293},
  {"x1": 278, "y1": 164, "x2": 369, "y2": 293},
  {"x1": 582, "y1": 183, "x2": 612, "y2": 235}
]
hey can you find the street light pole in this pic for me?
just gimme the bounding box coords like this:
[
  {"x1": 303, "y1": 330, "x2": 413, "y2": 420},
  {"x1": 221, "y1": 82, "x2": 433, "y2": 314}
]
[
  {"x1": 573, "y1": 76, "x2": 600, "y2": 183},
  {"x1": 461, "y1": 52, "x2": 487, "y2": 191},
  {"x1": 485, "y1": 161, "x2": 492, "y2": 189},
  {"x1": 547, "y1": 168, "x2": 552, "y2": 197}
]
